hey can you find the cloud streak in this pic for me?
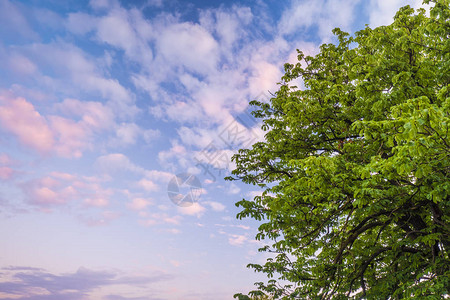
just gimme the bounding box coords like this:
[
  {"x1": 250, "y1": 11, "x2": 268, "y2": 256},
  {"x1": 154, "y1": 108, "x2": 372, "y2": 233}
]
[{"x1": 0, "y1": 266, "x2": 172, "y2": 300}]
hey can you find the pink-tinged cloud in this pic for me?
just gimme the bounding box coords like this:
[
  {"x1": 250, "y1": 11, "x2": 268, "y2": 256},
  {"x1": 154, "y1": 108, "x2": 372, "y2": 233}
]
[
  {"x1": 29, "y1": 186, "x2": 63, "y2": 205},
  {"x1": 0, "y1": 153, "x2": 14, "y2": 179},
  {"x1": 0, "y1": 94, "x2": 54, "y2": 153},
  {"x1": 176, "y1": 202, "x2": 206, "y2": 217},
  {"x1": 0, "y1": 94, "x2": 98, "y2": 158},
  {"x1": 21, "y1": 172, "x2": 113, "y2": 210},
  {"x1": 0, "y1": 153, "x2": 12, "y2": 165},
  {"x1": 22, "y1": 176, "x2": 69, "y2": 207},
  {"x1": 137, "y1": 178, "x2": 158, "y2": 192},
  {"x1": 49, "y1": 171, "x2": 76, "y2": 181},
  {"x1": 49, "y1": 115, "x2": 89, "y2": 158},
  {"x1": 84, "y1": 197, "x2": 109, "y2": 207},
  {"x1": 0, "y1": 166, "x2": 14, "y2": 180},
  {"x1": 127, "y1": 197, "x2": 152, "y2": 210},
  {"x1": 139, "y1": 218, "x2": 157, "y2": 227},
  {"x1": 56, "y1": 98, "x2": 114, "y2": 131},
  {"x1": 228, "y1": 234, "x2": 248, "y2": 246}
]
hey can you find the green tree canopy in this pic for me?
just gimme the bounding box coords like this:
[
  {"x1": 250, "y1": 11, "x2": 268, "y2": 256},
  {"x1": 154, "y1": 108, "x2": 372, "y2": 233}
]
[{"x1": 228, "y1": 1, "x2": 450, "y2": 298}]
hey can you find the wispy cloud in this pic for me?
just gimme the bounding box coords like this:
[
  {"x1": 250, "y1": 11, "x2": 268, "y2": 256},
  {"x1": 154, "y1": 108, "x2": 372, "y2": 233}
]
[{"x1": 0, "y1": 266, "x2": 172, "y2": 299}]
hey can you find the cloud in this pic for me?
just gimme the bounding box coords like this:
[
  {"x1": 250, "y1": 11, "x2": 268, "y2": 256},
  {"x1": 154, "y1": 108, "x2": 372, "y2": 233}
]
[
  {"x1": 66, "y1": 12, "x2": 98, "y2": 35},
  {"x1": 137, "y1": 178, "x2": 159, "y2": 192},
  {"x1": 104, "y1": 295, "x2": 163, "y2": 300},
  {"x1": 246, "y1": 190, "x2": 264, "y2": 199},
  {"x1": 368, "y1": 0, "x2": 424, "y2": 28},
  {"x1": 199, "y1": 5, "x2": 253, "y2": 57},
  {"x1": 157, "y1": 22, "x2": 219, "y2": 75},
  {"x1": 20, "y1": 172, "x2": 112, "y2": 210},
  {"x1": 146, "y1": 0, "x2": 163, "y2": 8},
  {"x1": 22, "y1": 41, "x2": 138, "y2": 117},
  {"x1": 204, "y1": 201, "x2": 226, "y2": 212},
  {"x1": 0, "y1": 153, "x2": 15, "y2": 180},
  {"x1": 228, "y1": 234, "x2": 248, "y2": 246},
  {"x1": 0, "y1": 0, "x2": 39, "y2": 42},
  {"x1": 57, "y1": 99, "x2": 159, "y2": 149},
  {"x1": 166, "y1": 228, "x2": 181, "y2": 234},
  {"x1": 0, "y1": 93, "x2": 124, "y2": 158},
  {"x1": 177, "y1": 126, "x2": 220, "y2": 149},
  {"x1": 96, "y1": 8, "x2": 153, "y2": 64},
  {"x1": 0, "y1": 166, "x2": 14, "y2": 180},
  {"x1": 96, "y1": 153, "x2": 145, "y2": 174},
  {"x1": 55, "y1": 98, "x2": 114, "y2": 132},
  {"x1": 48, "y1": 116, "x2": 90, "y2": 158},
  {"x1": 0, "y1": 93, "x2": 54, "y2": 153},
  {"x1": 176, "y1": 202, "x2": 206, "y2": 217},
  {"x1": 7, "y1": 53, "x2": 37, "y2": 75},
  {"x1": 278, "y1": 0, "x2": 360, "y2": 42},
  {"x1": 115, "y1": 123, "x2": 143, "y2": 145},
  {"x1": 143, "y1": 170, "x2": 174, "y2": 183},
  {"x1": 111, "y1": 123, "x2": 160, "y2": 147},
  {"x1": 137, "y1": 213, "x2": 182, "y2": 227},
  {"x1": 0, "y1": 266, "x2": 172, "y2": 299},
  {"x1": 158, "y1": 141, "x2": 189, "y2": 171},
  {"x1": 83, "y1": 196, "x2": 109, "y2": 207},
  {"x1": 227, "y1": 183, "x2": 241, "y2": 194},
  {"x1": 127, "y1": 197, "x2": 153, "y2": 210}
]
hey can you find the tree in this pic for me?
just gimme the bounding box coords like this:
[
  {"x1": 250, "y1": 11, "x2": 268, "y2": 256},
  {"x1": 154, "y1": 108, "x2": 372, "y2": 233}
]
[{"x1": 228, "y1": 1, "x2": 449, "y2": 298}]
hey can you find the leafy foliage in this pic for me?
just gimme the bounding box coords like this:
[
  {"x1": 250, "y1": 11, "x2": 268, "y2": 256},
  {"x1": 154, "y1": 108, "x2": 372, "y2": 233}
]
[{"x1": 228, "y1": 1, "x2": 450, "y2": 298}]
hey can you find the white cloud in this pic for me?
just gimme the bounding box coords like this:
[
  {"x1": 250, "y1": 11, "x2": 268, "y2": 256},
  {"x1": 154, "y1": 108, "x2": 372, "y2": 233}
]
[
  {"x1": 204, "y1": 201, "x2": 226, "y2": 212},
  {"x1": 114, "y1": 123, "x2": 141, "y2": 145},
  {"x1": 95, "y1": 7, "x2": 154, "y2": 65},
  {"x1": 137, "y1": 178, "x2": 159, "y2": 192},
  {"x1": 95, "y1": 153, "x2": 145, "y2": 174},
  {"x1": 278, "y1": 0, "x2": 360, "y2": 42},
  {"x1": 0, "y1": 0, "x2": 38, "y2": 41},
  {"x1": 158, "y1": 141, "x2": 190, "y2": 171},
  {"x1": 66, "y1": 12, "x2": 97, "y2": 35},
  {"x1": 144, "y1": 170, "x2": 174, "y2": 183},
  {"x1": 127, "y1": 197, "x2": 152, "y2": 210},
  {"x1": 177, "y1": 126, "x2": 220, "y2": 149},
  {"x1": 177, "y1": 202, "x2": 206, "y2": 217},
  {"x1": 246, "y1": 190, "x2": 264, "y2": 199},
  {"x1": 111, "y1": 122, "x2": 160, "y2": 146},
  {"x1": 56, "y1": 98, "x2": 114, "y2": 132},
  {"x1": 227, "y1": 183, "x2": 240, "y2": 195},
  {"x1": 157, "y1": 22, "x2": 219, "y2": 75},
  {"x1": 24, "y1": 42, "x2": 138, "y2": 117},
  {"x1": 199, "y1": 5, "x2": 253, "y2": 56},
  {"x1": 368, "y1": 0, "x2": 424, "y2": 28},
  {"x1": 8, "y1": 53, "x2": 37, "y2": 75},
  {"x1": 228, "y1": 234, "x2": 248, "y2": 246}
]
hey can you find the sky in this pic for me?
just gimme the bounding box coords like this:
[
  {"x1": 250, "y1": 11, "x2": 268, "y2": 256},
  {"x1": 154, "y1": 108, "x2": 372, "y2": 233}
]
[{"x1": 0, "y1": 0, "x2": 425, "y2": 299}]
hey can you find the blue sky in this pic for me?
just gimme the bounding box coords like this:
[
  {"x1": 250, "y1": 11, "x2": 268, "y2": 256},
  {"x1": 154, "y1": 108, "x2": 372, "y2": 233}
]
[{"x1": 0, "y1": 0, "x2": 424, "y2": 299}]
